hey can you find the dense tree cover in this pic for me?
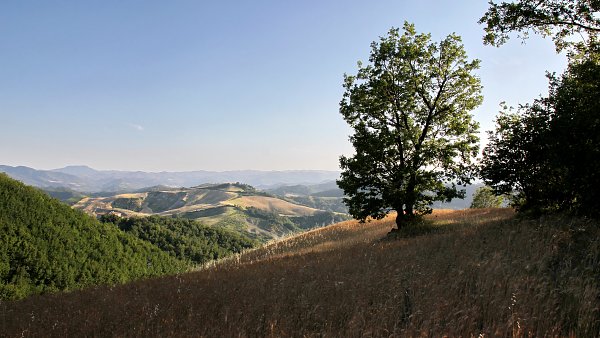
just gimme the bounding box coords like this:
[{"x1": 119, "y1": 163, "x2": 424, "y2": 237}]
[
  {"x1": 100, "y1": 215, "x2": 256, "y2": 264},
  {"x1": 337, "y1": 22, "x2": 482, "y2": 229},
  {"x1": 470, "y1": 186, "x2": 504, "y2": 209},
  {"x1": 481, "y1": 51, "x2": 600, "y2": 217},
  {"x1": 41, "y1": 187, "x2": 86, "y2": 205},
  {"x1": 479, "y1": 0, "x2": 600, "y2": 217},
  {"x1": 0, "y1": 174, "x2": 188, "y2": 300},
  {"x1": 479, "y1": 0, "x2": 600, "y2": 52},
  {"x1": 242, "y1": 207, "x2": 300, "y2": 234},
  {"x1": 111, "y1": 197, "x2": 144, "y2": 212}
]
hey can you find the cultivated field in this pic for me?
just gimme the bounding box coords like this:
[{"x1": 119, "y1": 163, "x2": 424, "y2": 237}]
[{"x1": 2, "y1": 208, "x2": 598, "y2": 337}]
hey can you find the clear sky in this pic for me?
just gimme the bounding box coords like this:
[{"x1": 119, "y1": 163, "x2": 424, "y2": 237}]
[{"x1": 0, "y1": 1, "x2": 567, "y2": 172}]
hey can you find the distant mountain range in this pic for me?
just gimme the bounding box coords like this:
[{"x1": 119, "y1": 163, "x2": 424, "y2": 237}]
[
  {"x1": 0, "y1": 165, "x2": 341, "y2": 193},
  {"x1": 268, "y1": 181, "x2": 484, "y2": 211},
  {"x1": 0, "y1": 164, "x2": 482, "y2": 211}
]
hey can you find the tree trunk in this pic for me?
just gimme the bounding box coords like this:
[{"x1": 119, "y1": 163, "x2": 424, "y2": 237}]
[
  {"x1": 405, "y1": 174, "x2": 417, "y2": 221},
  {"x1": 395, "y1": 210, "x2": 405, "y2": 230},
  {"x1": 405, "y1": 203, "x2": 414, "y2": 217}
]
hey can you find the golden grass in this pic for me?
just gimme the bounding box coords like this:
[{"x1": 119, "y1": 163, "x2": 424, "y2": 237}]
[
  {"x1": 113, "y1": 193, "x2": 148, "y2": 199},
  {"x1": 2, "y1": 208, "x2": 598, "y2": 337},
  {"x1": 224, "y1": 196, "x2": 319, "y2": 216}
]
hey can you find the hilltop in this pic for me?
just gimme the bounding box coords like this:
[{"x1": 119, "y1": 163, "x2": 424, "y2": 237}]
[
  {"x1": 74, "y1": 183, "x2": 350, "y2": 242},
  {"x1": 3, "y1": 208, "x2": 598, "y2": 336}
]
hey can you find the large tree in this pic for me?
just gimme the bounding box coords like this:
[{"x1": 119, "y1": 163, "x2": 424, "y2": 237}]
[
  {"x1": 479, "y1": 0, "x2": 600, "y2": 218},
  {"x1": 470, "y1": 186, "x2": 505, "y2": 209},
  {"x1": 337, "y1": 23, "x2": 482, "y2": 229},
  {"x1": 479, "y1": 0, "x2": 600, "y2": 52},
  {"x1": 481, "y1": 50, "x2": 600, "y2": 217}
]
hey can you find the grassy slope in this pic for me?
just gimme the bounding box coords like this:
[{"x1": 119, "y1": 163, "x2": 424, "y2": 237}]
[
  {"x1": 73, "y1": 187, "x2": 319, "y2": 218},
  {"x1": 73, "y1": 186, "x2": 331, "y2": 242},
  {"x1": 2, "y1": 209, "x2": 599, "y2": 336},
  {"x1": 223, "y1": 195, "x2": 319, "y2": 216}
]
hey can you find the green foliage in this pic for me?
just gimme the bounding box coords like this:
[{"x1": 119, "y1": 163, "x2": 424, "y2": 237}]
[
  {"x1": 180, "y1": 205, "x2": 231, "y2": 219},
  {"x1": 211, "y1": 211, "x2": 273, "y2": 242},
  {"x1": 111, "y1": 197, "x2": 144, "y2": 212},
  {"x1": 338, "y1": 22, "x2": 482, "y2": 228},
  {"x1": 41, "y1": 187, "x2": 86, "y2": 206},
  {"x1": 99, "y1": 215, "x2": 256, "y2": 265},
  {"x1": 479, "y1": 0, "x2": 600, "y2": 53},
  {"x1": 481, "y1": 51, "x2": 600, "y2": 217},
  {"x1": 145, "y1": 191, "x2": 187, "y2": 212},
  {"x1": 470, "y1": 186, "x2": 504, "y2": 209},
  {"x1": 0, "y1": 174, "x2": 188, "y2": 300},
  {"x1": 243, "y1": 207, "x2": 300, "y2": 234}
]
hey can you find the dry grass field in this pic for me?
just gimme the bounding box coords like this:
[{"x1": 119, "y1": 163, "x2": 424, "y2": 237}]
[
  {"x1": 224, "y1": 195, "x2": 319, "y2": 216},
  {"x1": 1, "y1": 209, "x2": 599, "y2": 337}
]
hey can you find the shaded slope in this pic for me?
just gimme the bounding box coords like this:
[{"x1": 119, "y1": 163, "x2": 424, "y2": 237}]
[{"x1": 0, "y1": 174, "x2": 188, "y2": 300}]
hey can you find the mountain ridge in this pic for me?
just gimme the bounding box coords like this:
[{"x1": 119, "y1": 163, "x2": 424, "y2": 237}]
[
  {"x1": 1, "y1": 165, "x2": 341, "y2": 193},
  {"x1": 73, "y1": 183, "x2": 350, "y2": 242}
]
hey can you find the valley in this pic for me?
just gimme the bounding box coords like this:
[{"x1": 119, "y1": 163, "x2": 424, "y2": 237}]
[{"x1": 73, "y1": 183, "x2": 350, "y2": 242}]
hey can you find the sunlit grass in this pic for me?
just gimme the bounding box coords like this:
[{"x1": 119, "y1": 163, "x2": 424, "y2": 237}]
[{"x1": 2, "y1": 208, "x2": 598, "y2": 337}]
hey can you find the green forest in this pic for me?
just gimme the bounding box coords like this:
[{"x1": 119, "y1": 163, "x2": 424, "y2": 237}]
[
  {"x1": 0, "y1": 174, "x2": 255, "y2": 300},
  {"x1": 99, "y1": 214, "x2": 256, "y2": 265}
]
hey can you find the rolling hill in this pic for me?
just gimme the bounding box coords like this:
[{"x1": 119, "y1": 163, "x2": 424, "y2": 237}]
[
  {"x1": 265, "y1": 181, "x2": 349, "y2": 214},
  {"x1": 0, "y1": 165, "x2": 341, "y2": 192},
  {"x1": 73, "y1": 183, "x2": 350, "y2": 242},
  {"x1": 3, "y1": 208, "x2": 598, "y2": 336},
  {"x1": 265, "y1": 181, "x2": 484, "y2": 214}
]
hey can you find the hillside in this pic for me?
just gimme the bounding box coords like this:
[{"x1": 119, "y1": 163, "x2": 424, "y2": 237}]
[
  {"x1": 74, "y1": 183, "x2": 349, "y2": 242},
  {"x1": 40, "y1": 186, "x2": 86, "y2": 205},
  {"x1": 99, "y1": 215, "x2": 256, "y2": 265},
  {"x1": 266, "y1": 181, "x2": 484, "y2": 213},
  {"x1": 3, "y1": 208, "x2": 598, "y2": 336},
  {"x1": 0, "y1": 174, "x2": 188, "y2": 300}
]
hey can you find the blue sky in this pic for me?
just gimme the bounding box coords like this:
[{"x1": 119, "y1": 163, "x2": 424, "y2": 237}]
[{"x1": 0, "y1": 1, "x2": 567, "y2": 171}]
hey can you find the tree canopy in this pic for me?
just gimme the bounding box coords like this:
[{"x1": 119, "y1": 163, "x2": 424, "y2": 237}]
[
  {"x1": 0, "y1": 174, "x2": 188, "y2": 300},
  {"x1": 479, "y1": 0, "x2": 600, "y2": 218},
  {"x1": 337, "y1": 22, "x2": 482, "y2": 228},
  {"x1": 479, "y1": 0, "x2": 600, "y2": 52},
  {"x1": 99, "y1": 215, "x2": 256, "y2": 265},
  {"x1": 470, "y1": 186, "x2": 504, "y2": 209},
  {"x1": 481, "y1": 50, "x2": 600, "y2": 217}
]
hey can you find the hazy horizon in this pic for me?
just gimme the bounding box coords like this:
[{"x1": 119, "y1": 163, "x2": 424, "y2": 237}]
[
  {"x1": 1, "y1": 163, "x2": 341, "y2": 173},
  {"x1": 1, "y1": 1, "x2": 567, "y2": 172}
]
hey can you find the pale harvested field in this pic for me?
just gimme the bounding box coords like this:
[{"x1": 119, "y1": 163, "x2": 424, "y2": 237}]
[{"x1": 224, "y1": 195, "x2": 319, "y2": 216}]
